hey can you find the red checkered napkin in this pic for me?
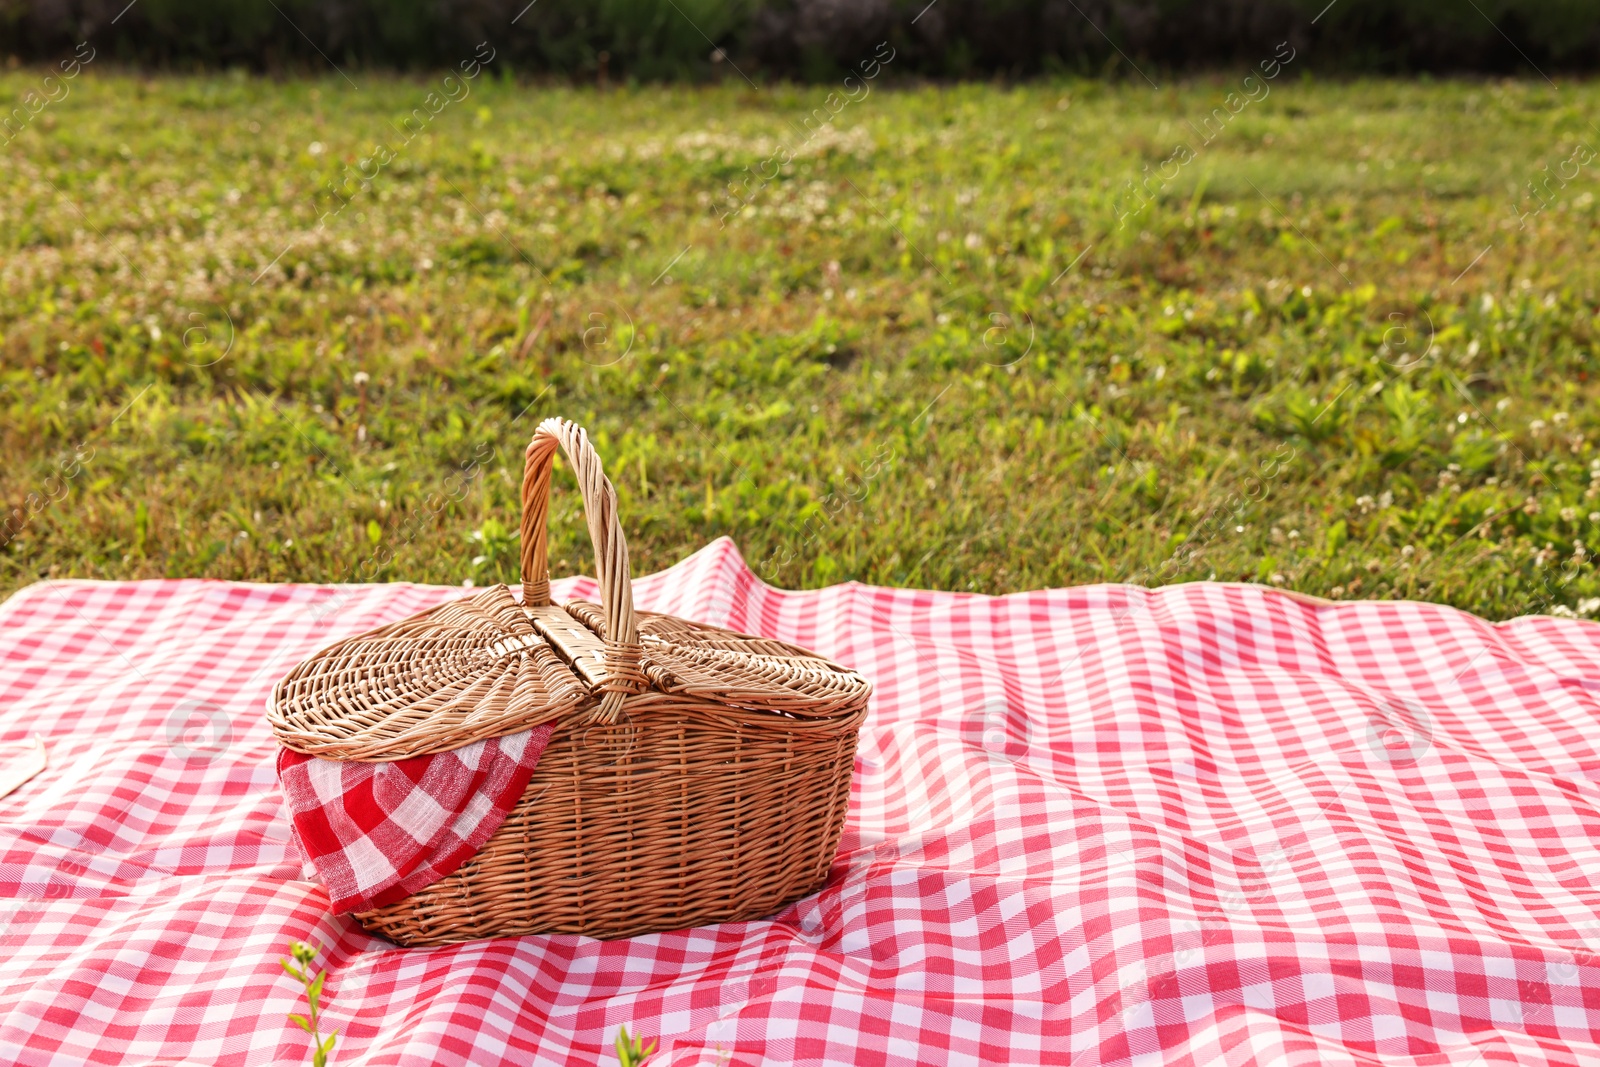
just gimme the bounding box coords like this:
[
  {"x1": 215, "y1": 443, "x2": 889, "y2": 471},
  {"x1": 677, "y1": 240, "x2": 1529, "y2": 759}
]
[{"x1": 276, "y1": 723, "x2": 554, "y2": 913}]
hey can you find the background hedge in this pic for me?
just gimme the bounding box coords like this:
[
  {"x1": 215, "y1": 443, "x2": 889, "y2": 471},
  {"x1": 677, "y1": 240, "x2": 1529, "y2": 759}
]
[{"x1": 3, "y1": 0, "x2": 1598, "y2": 79}]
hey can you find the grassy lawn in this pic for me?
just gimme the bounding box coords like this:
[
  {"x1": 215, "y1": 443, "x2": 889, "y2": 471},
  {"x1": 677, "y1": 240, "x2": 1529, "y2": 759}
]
[{"x1": 3, "y1": 69, "x2": 1599, "y2": 620}]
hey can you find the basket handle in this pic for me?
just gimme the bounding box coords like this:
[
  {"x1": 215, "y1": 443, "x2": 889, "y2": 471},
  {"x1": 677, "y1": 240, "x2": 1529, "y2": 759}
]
[{"x1": 518, "y1": 417, "x2": 645, "y2": 721}]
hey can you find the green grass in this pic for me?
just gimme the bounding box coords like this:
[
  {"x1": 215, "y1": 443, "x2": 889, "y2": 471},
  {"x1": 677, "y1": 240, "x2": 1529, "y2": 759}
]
[{"x1": 3, "y1": 70, "x2": 1600, "y2": 620}]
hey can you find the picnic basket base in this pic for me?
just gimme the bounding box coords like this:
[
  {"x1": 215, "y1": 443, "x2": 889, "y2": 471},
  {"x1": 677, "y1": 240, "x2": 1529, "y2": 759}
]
[
  {"x1": 272, "y1": 417, "x2": 872, "y2": 944},
  {"x1": 354, "y1": 689, "x2": 860, "y2": 943}
]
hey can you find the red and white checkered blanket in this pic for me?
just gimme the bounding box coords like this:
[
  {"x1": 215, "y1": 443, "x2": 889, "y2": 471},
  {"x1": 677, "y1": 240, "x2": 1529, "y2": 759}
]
[
  {"x1": 277, "y1": 724, "x2": 554, "y2": 914},
  {"x1": 5, "y1": 537, "x2": 1600, "y2": 1065}
]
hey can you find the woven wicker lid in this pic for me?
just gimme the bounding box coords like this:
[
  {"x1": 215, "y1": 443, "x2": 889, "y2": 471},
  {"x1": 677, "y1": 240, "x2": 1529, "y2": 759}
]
[
  {"x1": 268, "y1": 418, "x2": 871, "y2": 763},
  {"x1": 269, "y1": 583, "x2": 588, "y2": 761}
]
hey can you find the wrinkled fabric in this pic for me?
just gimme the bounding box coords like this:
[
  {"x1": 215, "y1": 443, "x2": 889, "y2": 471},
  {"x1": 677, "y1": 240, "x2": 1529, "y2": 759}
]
[
  {"x1": 277, "y1": 723, "x2": 553, "y2": 914},
  {"x1": 3, "y1": 539, "x2": 1600, "y2": 1064}
]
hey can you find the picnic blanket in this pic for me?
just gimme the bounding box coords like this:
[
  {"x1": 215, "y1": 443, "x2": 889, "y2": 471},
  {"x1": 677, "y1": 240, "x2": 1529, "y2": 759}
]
[{"x1": 4, "y1": 536, "x2": 1600, "y2": 1065}]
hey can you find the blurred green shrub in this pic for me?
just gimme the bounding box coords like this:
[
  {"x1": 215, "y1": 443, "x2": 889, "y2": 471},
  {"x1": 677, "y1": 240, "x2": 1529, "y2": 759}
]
[{"x1": 0, "y1": 0, "x2": 1596, "y2": 77}]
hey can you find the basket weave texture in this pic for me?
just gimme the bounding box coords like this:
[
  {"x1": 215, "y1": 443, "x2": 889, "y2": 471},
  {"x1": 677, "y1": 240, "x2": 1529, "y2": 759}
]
[{"x1": 269, "y1": 418, "x2": 871, "y2": 944}]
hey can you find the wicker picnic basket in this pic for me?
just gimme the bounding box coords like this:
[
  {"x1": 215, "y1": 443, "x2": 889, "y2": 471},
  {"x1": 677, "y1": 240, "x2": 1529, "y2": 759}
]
[{"x1": 268, "y1": 417, "x2": 871, "y2": 945}]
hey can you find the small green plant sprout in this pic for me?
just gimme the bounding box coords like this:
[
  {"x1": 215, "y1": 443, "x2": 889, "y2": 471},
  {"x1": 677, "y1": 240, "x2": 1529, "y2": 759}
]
[
  {"x1": 282, "y1": 940, "x2": 338, "y2": 1067},
  {"x1": 615, "y1": 1024, "x2": 657, "y2": 1066}
]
